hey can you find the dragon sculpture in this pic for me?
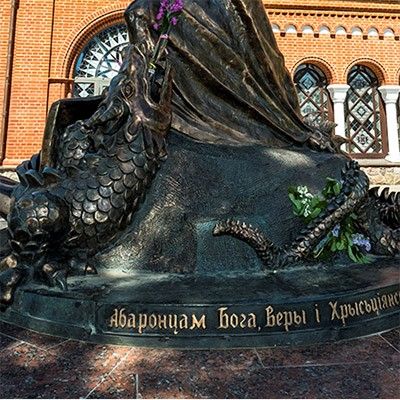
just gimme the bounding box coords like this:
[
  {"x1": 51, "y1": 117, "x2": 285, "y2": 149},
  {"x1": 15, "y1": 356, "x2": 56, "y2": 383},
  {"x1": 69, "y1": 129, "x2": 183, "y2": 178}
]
[
  {"x1": 0, "y1": 0, "x2": 399, "y2": 310},
  {"x1": 0, "y1": 36, "x2": 173, "y2": 307}
]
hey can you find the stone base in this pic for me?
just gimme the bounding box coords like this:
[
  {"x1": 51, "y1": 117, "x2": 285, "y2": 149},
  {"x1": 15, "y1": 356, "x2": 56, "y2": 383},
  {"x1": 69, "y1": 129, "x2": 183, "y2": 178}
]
[{"x1": 1, "y1": 258, "x2": 399, "y2": 349}]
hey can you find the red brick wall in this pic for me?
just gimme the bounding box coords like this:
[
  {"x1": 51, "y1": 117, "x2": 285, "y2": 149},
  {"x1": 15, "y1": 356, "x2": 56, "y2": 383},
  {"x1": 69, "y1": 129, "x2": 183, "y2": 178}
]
[
  {"x1": 265, "y1": 0, "x2": 400, "y2": 84},
  {"x1": 0, "y1": 0, "x2": 130, "y2": 166},
  {"x1": 0, "y1": 0, "x2": 399, "y2": 166}
]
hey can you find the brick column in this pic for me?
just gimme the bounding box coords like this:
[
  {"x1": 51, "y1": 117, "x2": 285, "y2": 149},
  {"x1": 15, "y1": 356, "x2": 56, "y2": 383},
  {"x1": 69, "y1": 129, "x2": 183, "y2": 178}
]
[{"x1": 379, "y1": 86, "x2": 400, "y2": 163}]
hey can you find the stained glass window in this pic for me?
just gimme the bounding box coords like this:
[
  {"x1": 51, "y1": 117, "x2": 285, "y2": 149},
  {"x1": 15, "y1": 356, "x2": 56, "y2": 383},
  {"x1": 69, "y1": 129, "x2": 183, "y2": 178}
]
[
  {"x1": 345, "y1": 65, "x2": 387, "y2": 157},
  {"x1": 294, "y1": 64, "x2": 332, "y2": 125},
  {"x1": 73, "y1": 24, "x2": 129, "y2": 97}
]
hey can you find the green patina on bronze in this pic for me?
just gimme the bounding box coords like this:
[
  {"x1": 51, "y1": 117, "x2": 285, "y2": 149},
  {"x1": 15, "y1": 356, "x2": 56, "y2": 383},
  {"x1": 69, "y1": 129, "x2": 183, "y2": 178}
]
[{"x1": 0, "y1": 0, "x2": 398, "y2": 347}]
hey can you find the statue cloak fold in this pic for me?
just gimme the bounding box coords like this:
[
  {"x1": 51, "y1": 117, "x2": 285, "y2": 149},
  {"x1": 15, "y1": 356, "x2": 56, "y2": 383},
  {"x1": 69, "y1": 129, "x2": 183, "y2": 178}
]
[{"x1": 126, "y1": 0, "x2": 312, "y2": 147}]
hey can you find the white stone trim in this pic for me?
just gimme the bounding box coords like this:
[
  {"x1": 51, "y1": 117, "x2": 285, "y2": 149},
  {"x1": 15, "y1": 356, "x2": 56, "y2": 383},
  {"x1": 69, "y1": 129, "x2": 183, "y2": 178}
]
[
  {"x1": 379, "y1": 86, "x2": 400, "y2": 162},
  {"x1": 327, "y1": 84, "x2": 350, "y2": 138}
]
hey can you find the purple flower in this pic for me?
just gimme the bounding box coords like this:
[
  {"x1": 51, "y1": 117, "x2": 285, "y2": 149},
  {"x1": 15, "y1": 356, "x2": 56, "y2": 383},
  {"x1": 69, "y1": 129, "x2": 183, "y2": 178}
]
[
  {"x1": 153, "y1": 0, "x2": 184, "y2": 31},
  {"x1": 155, "y1": 0, "x2": 170, "y2": 21},
  {"x1": 170, "y1": 0, "x2": 184, "y2": 13}
]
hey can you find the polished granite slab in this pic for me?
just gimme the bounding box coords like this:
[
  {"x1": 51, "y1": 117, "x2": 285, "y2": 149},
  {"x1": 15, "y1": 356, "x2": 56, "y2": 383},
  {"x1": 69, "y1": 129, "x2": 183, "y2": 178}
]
[{"x1": 0, "y1": 320, "x2": 398, "y2": 399}]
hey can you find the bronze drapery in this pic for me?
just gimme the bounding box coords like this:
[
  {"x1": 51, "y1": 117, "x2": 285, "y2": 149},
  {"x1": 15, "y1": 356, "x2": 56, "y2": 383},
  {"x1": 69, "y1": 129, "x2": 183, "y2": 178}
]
[{"x1": 125, "y1": 0, "x2": 311, "y2": 147}]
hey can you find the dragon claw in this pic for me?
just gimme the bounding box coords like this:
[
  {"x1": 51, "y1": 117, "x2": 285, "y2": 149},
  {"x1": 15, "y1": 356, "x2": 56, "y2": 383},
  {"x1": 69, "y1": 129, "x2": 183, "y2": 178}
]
[
  {"x1": 85, "y1": 264, "x2": 97, "y2": 275},
  {"x1": 53, "y1": 270, "x2": 68, "y2": 291},
  {"x1": 42, "y1": 263, "x2": 68, "y2": 291},
  {"x1": 0, "y1": 254, "x2": 17, "y2": 272},
  {"x1": 0, "y1": 268, "x2": 23, "y2": 309},
  {"x1": 69, "y1": 255, "x2": 97, "y2": 276}
]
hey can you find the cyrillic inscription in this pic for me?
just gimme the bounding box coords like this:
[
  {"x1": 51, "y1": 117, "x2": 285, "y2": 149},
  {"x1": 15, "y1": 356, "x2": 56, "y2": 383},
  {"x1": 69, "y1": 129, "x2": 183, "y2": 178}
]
[{"x1": 104, "y1": 289, "x2": 399, "y2": 336}]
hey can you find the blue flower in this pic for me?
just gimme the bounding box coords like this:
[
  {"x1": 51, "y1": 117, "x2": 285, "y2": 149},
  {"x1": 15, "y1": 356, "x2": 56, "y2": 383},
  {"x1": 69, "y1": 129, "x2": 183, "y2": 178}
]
[
  {"x1": 332, "y1": 224, "x2": 340, "y2": 238},
  {"x1": 351, "y1": 234, "x2": 372, "y2": 252}
]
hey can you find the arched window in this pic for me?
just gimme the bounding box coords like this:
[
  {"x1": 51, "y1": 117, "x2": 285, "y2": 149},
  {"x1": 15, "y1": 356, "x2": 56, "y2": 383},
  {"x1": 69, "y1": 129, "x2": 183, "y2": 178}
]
[
  {"x1": 73, "y1": 24, "x2": 129, "y2": 97},
  {"x1": 345, "y1": 65, "x2": 387, "y2": 157},
  {"x1": 294, "y1": 63, "x2": 332, "y2": 125}
]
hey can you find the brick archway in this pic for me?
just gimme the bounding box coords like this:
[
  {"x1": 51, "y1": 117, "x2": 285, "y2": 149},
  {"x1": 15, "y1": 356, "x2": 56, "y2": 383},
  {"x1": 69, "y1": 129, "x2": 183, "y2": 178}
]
[
  {"x1": 344, "y1": 58, "x2": 388, "y2": 85},
  {"x1": 55, "y1": 4, "x2": 128, "y2": 82},
  {"x1": 291, "y1": 57, "x2": 337, "y2": 83}
]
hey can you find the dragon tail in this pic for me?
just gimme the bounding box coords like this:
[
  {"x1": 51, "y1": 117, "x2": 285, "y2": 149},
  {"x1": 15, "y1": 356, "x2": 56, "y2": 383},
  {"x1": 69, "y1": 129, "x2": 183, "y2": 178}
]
[{"x1": 213, "y1": 219, "x2": 280, "y2": 267}]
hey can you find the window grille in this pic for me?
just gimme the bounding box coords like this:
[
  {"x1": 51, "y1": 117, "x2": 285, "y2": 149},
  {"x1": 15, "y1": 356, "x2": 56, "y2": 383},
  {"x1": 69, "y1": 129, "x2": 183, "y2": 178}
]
[
  {"x1": 344, "y1": 65, "x2": 387, "y2": 157},
  {"x1": 74, "y1": 24, "x2": 129, "y2": 97},
  {"x1": 294, "y1": 63, "x2": 332, "y2": 125}
]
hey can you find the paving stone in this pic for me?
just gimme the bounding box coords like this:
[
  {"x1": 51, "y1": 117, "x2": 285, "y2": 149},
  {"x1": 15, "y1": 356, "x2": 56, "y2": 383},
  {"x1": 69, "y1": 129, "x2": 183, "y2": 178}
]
[
  {"x1": 256, "y1": 334, "x2": 400, "y2": 368},
  {"x1": 136, "y1": 361, "x2": 400, "y2": 399},
  {"x1": 0, "y1": 332, "x2": 21, "y2": 354},
  {"x1": 0, "y1": 329, "x2": 399, "y2": 399},
  {"x1": 0, "y1": 321, "x2": 69, "y2": 351},
  {"x1": 0, "y1": 340, "x2": 129, "y2": 399},
  {"x1": 381, "y1": 329, "x2": 400, "y2": 352}
]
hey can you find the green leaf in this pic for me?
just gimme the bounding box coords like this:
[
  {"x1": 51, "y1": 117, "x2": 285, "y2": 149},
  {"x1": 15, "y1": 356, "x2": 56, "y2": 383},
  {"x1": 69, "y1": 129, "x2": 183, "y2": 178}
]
[
  {"x1": 336, "y1": 240, "x2": 346, "y2": 251},
  {"x1": 288, "y1": 193, "x2": 298, "y2": 204},
  {"x1": 333, "y1": 182, "x2": 341, "y2": 196},
  {"x1": 347, "y1": 246, "x2": 359, "y2": 263},
  {"x1": 309, "y1": 207, "x2": 322, "y2": 219}
]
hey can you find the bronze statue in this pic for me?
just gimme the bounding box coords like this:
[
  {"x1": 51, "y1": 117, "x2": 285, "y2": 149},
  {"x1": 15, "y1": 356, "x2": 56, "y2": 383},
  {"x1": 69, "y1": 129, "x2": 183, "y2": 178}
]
[{"x1": 0, "y1": 0, "x2": 398, "y2": 311}]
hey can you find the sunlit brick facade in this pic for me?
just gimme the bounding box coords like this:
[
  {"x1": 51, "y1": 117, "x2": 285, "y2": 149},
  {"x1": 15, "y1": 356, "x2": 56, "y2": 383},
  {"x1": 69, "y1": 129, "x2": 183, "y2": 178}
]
[{"x1": 0, "y1": 0, "x2": 399, "y2": 182}]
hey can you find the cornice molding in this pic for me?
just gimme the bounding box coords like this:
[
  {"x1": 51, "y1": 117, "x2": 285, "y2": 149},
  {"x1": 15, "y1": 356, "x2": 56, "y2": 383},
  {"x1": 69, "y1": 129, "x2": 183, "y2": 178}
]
[{"x1": 264, "y1": 4, "x2": 400, "y2": 18}]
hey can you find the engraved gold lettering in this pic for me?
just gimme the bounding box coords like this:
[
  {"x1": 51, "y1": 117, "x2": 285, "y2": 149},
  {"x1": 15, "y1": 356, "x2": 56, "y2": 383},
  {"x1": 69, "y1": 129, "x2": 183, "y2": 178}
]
[
  {"x1": 387, "y1": 294, "x2": 396, "y2": 308},
  {"x1": 339, "y1": 305, "x2": 348, "y2": 325},
  {"x1": 283, "y1": 311, "x2": 293, "y2": 332},
  {"x1": 109, "y1": 308, "x2": 119, "y2": 328},
  {"x1": 248, "y1": 313, "x2": 257, "y2": 328},
  {"x1": 169, "y1": 314, "x2": 178, "y2": 335},
  {"x1": 158, "y1": 314, "x2": 167, "y2": 329},
  {"x1": 276, "y1": 312, "x2": 283, "y2": 326},
  {"x1": 348, "y1": 304, "x2": 356, "y2": 317},
  {"x1": 265, "y1": 307, "x2": 306, "y2": 331},
  {"x1": 294, "y1": 310, "x2": 307, "y2": 326},
  {"x1": 179, "y1": 314, "x2": 189, "y2": 330},
  {"x1": 230, "y1": 313, "x2": 239, "y2": 328},
  {"x1": 370, "y1": 298, "x2": 379, "y2": 315},
  {"x1": 239, "y1": 314, "x2": 247, "y2": 328},
  {"x1": 148, "y1": 314, "x2": 158, "y2": 329},
  {"x1": 218, "y1": 307, "x2": 229, "y2": 329},
  {"x1": 314, "y1": 304, "x2": 321, "y2": 323},
  {"x1": 190, "y1": 314, "x2": 207, "y2": 330},
  {"x1": 265, "y1": 306, "x2": 275, "y2": 327},
  {"x1": 118, "y1": 308, "x2": 127, "y2": 328},
  {"x1": 354, "y1": 301, "x2": 360, "y2": 316},
  {"x1": 376, "y1": 295, "x2": 382, "y2": 311},
  {"x1": 394, "y1": 292, "x2": 400, "y2": 305},
  {"x1": 329, "y1": 301, "x2": 340, "y2": 321},
  {"x1": 381, "y1": 295, "x2": 388, "y2": 309},
  {"x1": 138, "y1": 313, "x2": 148, "y2": 334},
  {"x1": 127, "y1": 314, "x2": 136, "y2": 328}
]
